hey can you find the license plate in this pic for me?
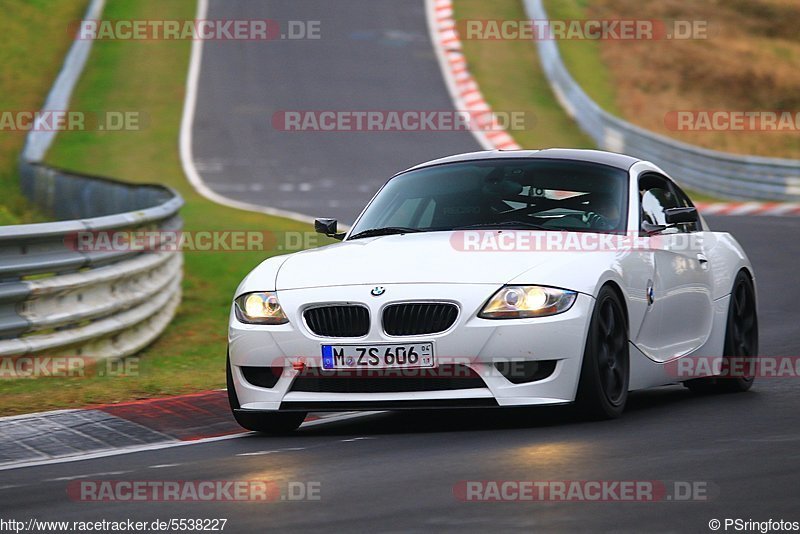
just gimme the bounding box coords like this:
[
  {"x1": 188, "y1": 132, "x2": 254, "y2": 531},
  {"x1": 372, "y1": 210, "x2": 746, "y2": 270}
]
[{"x1": 321, "y1": 342, "x2": 434, "y2": 370}]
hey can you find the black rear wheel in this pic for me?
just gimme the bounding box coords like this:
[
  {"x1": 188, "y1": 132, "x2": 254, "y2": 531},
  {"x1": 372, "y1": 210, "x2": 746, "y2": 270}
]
[
  {"x1": 575, "y1": 286, "x2": 630, "y2": 419},
  {"x1": 685, "y1": 271, "x2": 758, "y2": 394},
  {"x1": 227, "y1": 354, "x2": 306, "y2": 434}
]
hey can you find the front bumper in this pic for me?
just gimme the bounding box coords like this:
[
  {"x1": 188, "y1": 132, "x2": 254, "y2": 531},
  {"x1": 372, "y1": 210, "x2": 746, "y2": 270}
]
[{"x1": 228, "y1": 284, "x2": 594, "y2": 411}]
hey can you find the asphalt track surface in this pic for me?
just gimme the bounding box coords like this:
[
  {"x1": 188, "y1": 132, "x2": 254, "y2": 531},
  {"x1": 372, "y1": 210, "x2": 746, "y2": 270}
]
[
  {"x1": 2, "y1": 216, "x2": 799, "y2": 533},
  {"x1": 191, "y1": 0, "x2": 479, "y2": 224},
  {"x1": 4, "y1": 1, "x2": 799, "y2": 532}
]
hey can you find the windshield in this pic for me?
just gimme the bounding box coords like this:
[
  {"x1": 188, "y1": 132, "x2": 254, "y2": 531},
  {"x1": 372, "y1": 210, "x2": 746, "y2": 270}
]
[{"x1": 349, "y1": 159, "x2": 629, "y2": 238}]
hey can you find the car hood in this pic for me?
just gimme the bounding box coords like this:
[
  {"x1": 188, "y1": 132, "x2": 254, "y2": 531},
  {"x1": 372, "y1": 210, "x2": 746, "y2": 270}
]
[{"x1": 275, "y1": 231, "x2": 565, "y2": 290}]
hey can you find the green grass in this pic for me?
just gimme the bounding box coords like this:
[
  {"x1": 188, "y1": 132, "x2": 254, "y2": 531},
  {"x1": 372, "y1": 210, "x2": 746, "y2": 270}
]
[
  {"x1": 542, "y1": 0, "x2": 621, "y2": 115},
  {"x1": 0, "y1": 0, "x2": 89, "y2": 225},
  {"x1": 454, "y1": 0, "x2": 593, "y2": 149},
  {"x1": 541, "y1": 0, "x2": 800, "y2": 160},
  {"x1": 0, "y1": 0, "x2": 332, "y2": 415},
  {"x1": 454, "y1": 0, "x2": 723, "y2": 203},
  {"x1": 540, "y1": 0, "x2": 725, "y2": 203}
]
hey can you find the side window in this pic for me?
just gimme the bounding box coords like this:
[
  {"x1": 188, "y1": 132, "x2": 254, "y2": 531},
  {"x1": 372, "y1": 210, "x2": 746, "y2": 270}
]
[{"x1": 639, "y1": 173, "x2": 683, "y2": 232}]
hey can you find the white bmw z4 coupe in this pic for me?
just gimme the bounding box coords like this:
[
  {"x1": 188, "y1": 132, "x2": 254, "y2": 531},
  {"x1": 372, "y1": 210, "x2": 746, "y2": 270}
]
[{"x1": 227, "y1": 149, "x2": 758, "y2": 432}]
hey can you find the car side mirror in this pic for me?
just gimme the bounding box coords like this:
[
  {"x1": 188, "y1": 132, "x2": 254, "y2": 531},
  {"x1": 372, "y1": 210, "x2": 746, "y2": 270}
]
[
  {"x1": 664, "y1": 207, "x2": 698, "y2": 225},
  {"x1": 314, "y1": 218, "x2": 345, "y2": 240}
]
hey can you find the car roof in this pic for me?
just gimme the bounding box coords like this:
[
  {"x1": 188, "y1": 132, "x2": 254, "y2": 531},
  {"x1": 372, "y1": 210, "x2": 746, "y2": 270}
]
[{"x1": 399, "y1": 148, "x2": 642, "y2": 175}]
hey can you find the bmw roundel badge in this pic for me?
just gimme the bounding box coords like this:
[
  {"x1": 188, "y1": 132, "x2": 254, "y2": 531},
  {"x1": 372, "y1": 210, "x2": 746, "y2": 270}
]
[{"x1": 371, "y1": 286, "x2": 386, "y2": 296}]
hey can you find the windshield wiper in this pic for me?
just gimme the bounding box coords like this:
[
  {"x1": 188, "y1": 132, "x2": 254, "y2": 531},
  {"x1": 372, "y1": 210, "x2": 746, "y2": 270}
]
[
  {"x1": 348, "y1": 226, "x2": 424, "y2": 240},
  {"x1": 452, "y1": 220, "x2": 550, "y2": 231}
]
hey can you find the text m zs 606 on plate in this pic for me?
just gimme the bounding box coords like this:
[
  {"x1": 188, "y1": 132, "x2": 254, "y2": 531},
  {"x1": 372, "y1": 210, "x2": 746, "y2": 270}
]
[{"x1": 321, "y1": 342, "x2": 434, "y2": 370}]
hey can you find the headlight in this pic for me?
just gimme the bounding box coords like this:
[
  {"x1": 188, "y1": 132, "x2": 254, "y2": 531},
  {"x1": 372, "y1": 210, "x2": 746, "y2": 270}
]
[
  {"x1": 234, "y1": 292, "x2": 289, "y2": 324},
  {"x1": 479, "y1": 286, "x2": 577, "y2": 319}
]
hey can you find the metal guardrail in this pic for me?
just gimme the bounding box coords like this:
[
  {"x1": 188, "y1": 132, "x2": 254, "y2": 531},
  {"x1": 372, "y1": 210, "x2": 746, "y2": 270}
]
[
  {"x1": 0, "y1": 163, "x2": 183, "y2": 358},
  {"x1": 0, "y1": 0, "x2": 183, "y2": 361},
  {"x1": 525, "y1": 0, "x2": 800, "y2": 201}
]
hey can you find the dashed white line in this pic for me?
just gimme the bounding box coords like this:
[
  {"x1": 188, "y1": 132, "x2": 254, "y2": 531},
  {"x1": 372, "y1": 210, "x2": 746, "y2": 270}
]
[
  {"x1": 0, "y1": 411, "x2": 380, "y2": 472},
  {"x1": 47, "y1": 470, "x2": 130, "y2": 482},
  {"x1": 179, "y1": 0, "x2": 316, "y2": 224},
  {"x1": 236, "y1": 447, "x2": 307, "y2": 457},
  {"x1": 0, "y1": 433, "x2": 244, "y2": 472}
]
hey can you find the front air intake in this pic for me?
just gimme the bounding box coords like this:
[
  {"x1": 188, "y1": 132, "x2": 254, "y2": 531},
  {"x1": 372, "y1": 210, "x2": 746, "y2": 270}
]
[
  {"x1": 382, "y1": 302, "x2": 458, "y2": 336},
  {"x1": 303, "y1": 305, "x2": 370, "y2": 337},
  {"x1": 290, "y1": 364, "x2": 485, "y2": 393}
]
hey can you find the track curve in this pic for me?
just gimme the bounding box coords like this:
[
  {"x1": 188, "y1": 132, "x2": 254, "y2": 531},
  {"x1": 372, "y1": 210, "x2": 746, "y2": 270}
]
[{"x1": 190, "y1": 0, "x2": 479, "y2": 224}]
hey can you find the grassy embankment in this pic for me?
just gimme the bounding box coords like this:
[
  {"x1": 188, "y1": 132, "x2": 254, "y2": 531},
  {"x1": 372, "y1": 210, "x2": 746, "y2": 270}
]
[
  {"x1": 455, "y1": 0, "x2": 800, "y2": 201},
  {"x1": 0, "y1": 0, "x2": 88, "y2": 225},
  {"x1": 546, "y1": 0, "x2": 800, "y2": 159},
  {"x1": 0, "y1": 0, "x2": 329, "y2": 415}
]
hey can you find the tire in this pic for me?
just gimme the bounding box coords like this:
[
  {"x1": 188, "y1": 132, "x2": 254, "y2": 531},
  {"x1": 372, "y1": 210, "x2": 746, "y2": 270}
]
[
  {"x1": 685, "y1": 271, "x2": 758, "y2": 394},
  {"x1": 575, "y1": 285, "x2": 630, "y2": 419},
  {"x1": 226, "y1": 354, "x2": 306, "y2": 434}
]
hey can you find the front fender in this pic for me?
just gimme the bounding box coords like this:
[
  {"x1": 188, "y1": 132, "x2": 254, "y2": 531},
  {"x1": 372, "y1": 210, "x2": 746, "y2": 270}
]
[
  {"x1": 233, "y1": 254, "x2": 293, "y2": 297},
  {"x1": 706, "y1": 232, "x2": 755, "y2": 300},
  {"x1": 505, "y1": 249, "x2": 655, "y2": 339}
]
